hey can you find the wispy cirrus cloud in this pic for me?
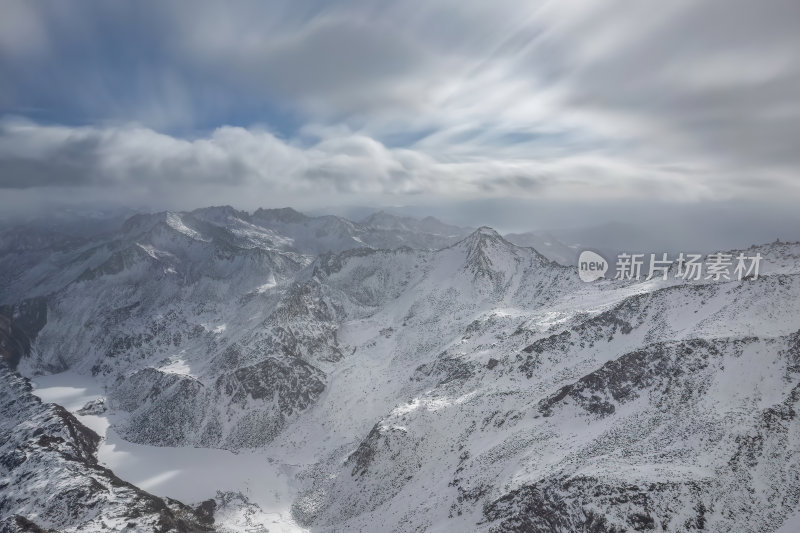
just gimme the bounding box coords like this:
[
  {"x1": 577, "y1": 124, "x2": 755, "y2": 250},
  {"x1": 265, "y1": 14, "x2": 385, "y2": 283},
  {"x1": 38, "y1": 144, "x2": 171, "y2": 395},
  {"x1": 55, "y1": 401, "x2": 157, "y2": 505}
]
[{"x1": 0, "y1": 0, "x2": 799, "y2": 213}]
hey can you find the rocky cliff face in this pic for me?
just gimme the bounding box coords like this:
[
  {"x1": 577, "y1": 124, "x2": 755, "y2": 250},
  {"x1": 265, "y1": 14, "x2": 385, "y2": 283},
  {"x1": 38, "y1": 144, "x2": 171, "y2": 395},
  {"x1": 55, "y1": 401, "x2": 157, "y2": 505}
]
[
  {"x1": 0, "y1": 364, "x2": 216, "y2": 532},
  {"x1": 0, "y1": 297, "x2": 47, "y2": 369}
]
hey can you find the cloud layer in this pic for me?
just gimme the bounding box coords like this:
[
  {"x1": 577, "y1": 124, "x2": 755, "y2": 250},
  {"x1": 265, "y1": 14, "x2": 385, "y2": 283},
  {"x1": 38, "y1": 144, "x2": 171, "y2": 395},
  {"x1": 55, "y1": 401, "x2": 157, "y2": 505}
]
[{"x1": 1, "y1": 0, "x2": 799, "y2": 212}]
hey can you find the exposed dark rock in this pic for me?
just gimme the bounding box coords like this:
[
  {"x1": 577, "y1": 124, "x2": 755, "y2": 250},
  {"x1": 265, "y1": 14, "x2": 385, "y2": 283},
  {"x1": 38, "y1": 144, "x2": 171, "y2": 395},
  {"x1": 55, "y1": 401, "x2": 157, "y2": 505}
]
[
  {"x1": 538, "y1": 339, "x2": 716, "y2": 418},
  {"x1": 0, "y1": 297, "x2": 47, "y2": 369},
  {"x1": 0, "y1": 364, "x2": 216, "y2": 532}
]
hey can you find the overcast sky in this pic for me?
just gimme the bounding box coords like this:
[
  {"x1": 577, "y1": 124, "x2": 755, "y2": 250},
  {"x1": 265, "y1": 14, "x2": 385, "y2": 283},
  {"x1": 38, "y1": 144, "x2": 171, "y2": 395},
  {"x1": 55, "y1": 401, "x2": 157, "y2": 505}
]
[{"x1": 1, "y1": 0, "x2": 799, "y2": 241}]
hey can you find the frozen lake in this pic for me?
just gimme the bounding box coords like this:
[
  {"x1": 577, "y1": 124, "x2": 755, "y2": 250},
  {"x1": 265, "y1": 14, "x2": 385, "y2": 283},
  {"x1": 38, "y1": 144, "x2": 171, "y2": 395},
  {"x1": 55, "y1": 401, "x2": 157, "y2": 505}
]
[{"x1": 30, "y1": 371, "x2": 305, "y2": 532}]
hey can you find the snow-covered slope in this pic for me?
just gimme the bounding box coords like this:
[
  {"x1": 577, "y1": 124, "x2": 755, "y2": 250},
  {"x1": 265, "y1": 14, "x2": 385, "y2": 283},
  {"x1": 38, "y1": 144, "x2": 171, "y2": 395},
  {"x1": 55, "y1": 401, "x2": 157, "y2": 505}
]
[
  {"x1": 504, "y1": 230, "x2": 578, "y2": 266},
  {"x1": 252, "y1": 207, "x2": 471, "y2": 254},
  {"x1": 284, "y1": 240, "x2": 800, "y2": 532},
  {"x1": 2, "y1": 209, "x2": 800, "y2": 532},
  {"x1": 0, "y1": 364, "x2": 216, "y2": 532}
]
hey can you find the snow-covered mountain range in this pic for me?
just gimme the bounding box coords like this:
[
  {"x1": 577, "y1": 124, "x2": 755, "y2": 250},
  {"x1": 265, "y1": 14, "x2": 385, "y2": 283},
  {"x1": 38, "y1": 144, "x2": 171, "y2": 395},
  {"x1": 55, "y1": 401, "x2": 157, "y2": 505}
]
[{"x1": 1, "y1": 207, "x2": 799, "y2": 532}]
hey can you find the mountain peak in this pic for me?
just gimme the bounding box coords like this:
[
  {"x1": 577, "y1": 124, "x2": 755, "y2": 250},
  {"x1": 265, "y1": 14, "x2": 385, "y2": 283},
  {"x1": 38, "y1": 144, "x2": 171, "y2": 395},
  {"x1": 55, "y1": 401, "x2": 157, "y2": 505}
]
[
  {"x1": 459, "y1": 226, "x2": 505, "y2": 248},
  {"x1": 120, "y1": 211, "x2": 171, "y2": 235},
  {"x1": 361, "y1": 210, "x2": 409, "y2": 230},
  {"x1": 252, "y1": 207, "x2": 309, "y2": 224},
  {"x1": 360, "y1": 211, "x2": 469, "y2": 238},
  {"x1": 475, "y1": 226, "x2": 501, "y2": 238},
  {"x1": 456, "y1": 226, "x2": 514, "y2": 270},
  {"x1": 190, "y1": 205, "x2": 249, "y2": 223}
]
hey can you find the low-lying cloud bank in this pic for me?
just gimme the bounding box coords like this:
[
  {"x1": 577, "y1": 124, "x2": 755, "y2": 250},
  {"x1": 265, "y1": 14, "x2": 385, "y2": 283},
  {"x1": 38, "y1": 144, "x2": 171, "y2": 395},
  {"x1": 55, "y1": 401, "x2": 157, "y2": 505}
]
[{"x1": 1, "y1": 0, "x2": 799, "y2": 223}]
